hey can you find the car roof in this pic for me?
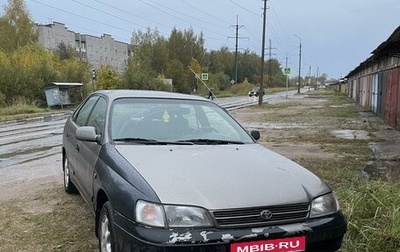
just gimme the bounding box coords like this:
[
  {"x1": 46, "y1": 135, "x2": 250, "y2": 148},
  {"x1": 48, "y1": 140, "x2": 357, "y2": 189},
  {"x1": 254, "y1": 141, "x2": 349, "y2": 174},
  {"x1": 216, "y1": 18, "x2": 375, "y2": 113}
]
[{"x1": 92, "y1": 89, "x2": 209, "y2": 102}]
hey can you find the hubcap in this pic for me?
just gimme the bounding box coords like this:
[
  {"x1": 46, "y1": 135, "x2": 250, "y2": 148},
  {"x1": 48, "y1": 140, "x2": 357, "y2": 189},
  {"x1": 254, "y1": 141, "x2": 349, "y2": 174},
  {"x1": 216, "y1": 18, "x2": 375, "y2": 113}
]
[
  {"x1": 64, "y1": 159, "x2": 70, "y2": 189},
  {"x1": 100, "y1": 214, "x2": 112, "y2": 252}
]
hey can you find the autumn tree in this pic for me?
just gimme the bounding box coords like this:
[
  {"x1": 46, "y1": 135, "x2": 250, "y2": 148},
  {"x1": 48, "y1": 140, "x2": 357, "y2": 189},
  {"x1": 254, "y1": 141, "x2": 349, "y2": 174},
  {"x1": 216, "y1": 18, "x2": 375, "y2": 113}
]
[
  {"x1": 168, "y1": 28, "x2": 205, "y2": 67},
  {"x1": 267, "y1": 58, "x2": 286, "y2": 87},
  {"x1": 0, "y1": 0, "x2": 38, "y2": 53},
  {"x1": 165, "y1": 59, "x2": 188, "y2": 93},
  {"x1": 207, "y1": 47, "x2": 234, "y2": 79},
  {"x1": 0, "y1": 50, "x2": 12, "y2": 106},
  {"x1": 151, "y1": 36, "x2": 168, "y2": 74},
  {"x1": 0, "y1": 43, "x2": 90, "y2": 106},
  {"x1": 96, "y1": 65, "x2": 120, "y2": 90},
  {"x1": 56, "y1": 42, "x2": 76, "y2": 60},
  {"x1": 187, "y1": 58, "x2": 202, "y2": 92},
  {"x1": 0, "y1": 45, "x2": 56, "y2": 104}
]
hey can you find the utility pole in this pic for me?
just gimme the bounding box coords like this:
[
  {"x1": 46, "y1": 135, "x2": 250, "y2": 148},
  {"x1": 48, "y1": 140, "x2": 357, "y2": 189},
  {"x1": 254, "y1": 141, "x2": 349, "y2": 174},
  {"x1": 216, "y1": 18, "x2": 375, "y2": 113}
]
[
  {"x1": 294, "y1": 35, "x2": 302, "y2": 94},
  {"x1": 308, "y1": 64, "x2": 311, "y2": 91},
  {"x1": 229, "y1": 16, "x2": 247, "y2": 85},
  {"x1": 259, "y1": 0, "x2": 268, "y2": 106},
  {"x1": 285, "y1": 56, "x2": 289, "y2": 99},
  {"x1": 267, "y1": 39, "x2": 277, "y2": 89}
]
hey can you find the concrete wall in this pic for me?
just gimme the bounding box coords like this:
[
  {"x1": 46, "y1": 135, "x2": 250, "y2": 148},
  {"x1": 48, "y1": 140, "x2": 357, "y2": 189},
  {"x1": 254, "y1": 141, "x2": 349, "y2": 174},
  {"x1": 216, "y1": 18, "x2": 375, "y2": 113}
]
[
  {"x1": 37, "y1": 22, "x2": 76, "y2": 50},
  {"x1": 35, "y1": 22, "x2": 129, "y2": 72}
]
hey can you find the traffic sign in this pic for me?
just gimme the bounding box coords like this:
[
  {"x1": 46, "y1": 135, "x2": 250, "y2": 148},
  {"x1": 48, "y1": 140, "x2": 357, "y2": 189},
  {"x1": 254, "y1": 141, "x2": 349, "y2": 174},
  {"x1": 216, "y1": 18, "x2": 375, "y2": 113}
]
[{"x1": 284, "y1": 68, "x2": 291, "y2": 75}]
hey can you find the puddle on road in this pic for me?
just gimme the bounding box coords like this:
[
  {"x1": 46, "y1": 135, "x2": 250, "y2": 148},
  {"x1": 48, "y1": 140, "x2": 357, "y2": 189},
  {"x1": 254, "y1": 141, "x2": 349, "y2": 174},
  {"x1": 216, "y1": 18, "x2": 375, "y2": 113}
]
[
  {"x1": 0, "y1": 145, "x2": 61, "y2": 169},
  {"x1": 260, "y1": 122, "x2": 314, "y2": 129},
  {"x1": 0, "y1": 146, "x2": 56, "y2": 159},
  {"x1": 330, "y1": 104, "x2": 354, "y2": 108},
  {"x1": 331, "y1": 129, "x2": 370, "y2": 140}
]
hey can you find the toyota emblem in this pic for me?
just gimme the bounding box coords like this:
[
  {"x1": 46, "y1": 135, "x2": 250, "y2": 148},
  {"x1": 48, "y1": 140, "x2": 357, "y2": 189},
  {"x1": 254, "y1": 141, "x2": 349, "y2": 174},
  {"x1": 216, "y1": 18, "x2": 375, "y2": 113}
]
[{"x1": 260, "y1": 210, "x2": 273, "y2": 220}]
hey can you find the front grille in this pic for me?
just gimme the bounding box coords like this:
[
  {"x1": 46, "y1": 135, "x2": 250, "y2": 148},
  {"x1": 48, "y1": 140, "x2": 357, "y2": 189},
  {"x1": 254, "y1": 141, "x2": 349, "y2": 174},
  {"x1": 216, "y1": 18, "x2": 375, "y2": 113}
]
[{"x1": 212, "y1": 203, "x2": 310, "y2": 228}]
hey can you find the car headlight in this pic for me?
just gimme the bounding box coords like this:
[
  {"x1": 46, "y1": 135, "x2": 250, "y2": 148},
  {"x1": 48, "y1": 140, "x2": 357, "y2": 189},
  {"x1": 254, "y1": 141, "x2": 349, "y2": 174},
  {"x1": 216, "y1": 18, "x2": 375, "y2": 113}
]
[
  {"x1": 135, "y1": 200, "x2": 213, "y2": 228},
  {"x1": 164, "y1": 205, "x2": 213, "y2": 227},
  {"x1": 309, "y1": 192, "x2": 339, "y2": 218}
]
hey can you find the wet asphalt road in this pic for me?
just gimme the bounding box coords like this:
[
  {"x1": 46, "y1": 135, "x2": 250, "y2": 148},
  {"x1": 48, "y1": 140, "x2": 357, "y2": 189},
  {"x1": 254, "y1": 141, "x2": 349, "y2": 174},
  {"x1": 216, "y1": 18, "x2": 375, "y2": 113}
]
[{"x1": 0, "y1": 114, "x2": 70, "y2": 169}]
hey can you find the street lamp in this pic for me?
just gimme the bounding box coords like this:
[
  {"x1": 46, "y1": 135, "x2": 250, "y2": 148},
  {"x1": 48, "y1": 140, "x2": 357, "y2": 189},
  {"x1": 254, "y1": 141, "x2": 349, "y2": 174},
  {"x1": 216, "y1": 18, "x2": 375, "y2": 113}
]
[
  {"x1": 303, "y1": 63, "x2": 312, "y2": 91},
  {"x1": 92, "y1": 69, "x2": 97, "y2": 92},
  {"x1": 294, "y1": 35, "x2": 302, "y2": 94}
]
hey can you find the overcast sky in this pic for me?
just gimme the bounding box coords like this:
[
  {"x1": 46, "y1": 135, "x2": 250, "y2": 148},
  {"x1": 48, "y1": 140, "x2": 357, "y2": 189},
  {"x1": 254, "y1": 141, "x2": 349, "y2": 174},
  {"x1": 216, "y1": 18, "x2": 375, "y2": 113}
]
[{"x1": 2, "y1": 0, "x2": 400, "y2": 79}]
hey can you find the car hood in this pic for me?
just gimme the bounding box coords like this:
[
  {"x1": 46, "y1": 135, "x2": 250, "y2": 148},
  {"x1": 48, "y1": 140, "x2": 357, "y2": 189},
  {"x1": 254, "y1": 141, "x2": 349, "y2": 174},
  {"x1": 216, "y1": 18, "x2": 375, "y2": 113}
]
[{"x1": 115, "y1": 144, "x2": 331, "y2": 210}]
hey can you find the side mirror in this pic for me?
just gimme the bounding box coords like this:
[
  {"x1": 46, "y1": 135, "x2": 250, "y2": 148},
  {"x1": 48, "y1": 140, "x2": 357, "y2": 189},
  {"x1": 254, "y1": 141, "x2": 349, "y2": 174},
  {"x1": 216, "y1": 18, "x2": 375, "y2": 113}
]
[
  {"x1": 249, "y1": 130, "x2": 260, "y2": 140},
  {"x1": 76, "y1": 126, "x2": 100, "y2": 143}
]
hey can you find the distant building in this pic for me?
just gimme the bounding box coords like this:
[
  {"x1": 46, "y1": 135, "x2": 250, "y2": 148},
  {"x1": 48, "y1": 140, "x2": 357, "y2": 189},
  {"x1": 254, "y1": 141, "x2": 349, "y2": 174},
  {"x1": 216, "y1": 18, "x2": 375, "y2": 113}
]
[
  {"x1": 35, "y1": 22, "x2": 129, "y2": 72},
  {"x1": 345, "y1": 25, "x2": 400, "y2": 130}
]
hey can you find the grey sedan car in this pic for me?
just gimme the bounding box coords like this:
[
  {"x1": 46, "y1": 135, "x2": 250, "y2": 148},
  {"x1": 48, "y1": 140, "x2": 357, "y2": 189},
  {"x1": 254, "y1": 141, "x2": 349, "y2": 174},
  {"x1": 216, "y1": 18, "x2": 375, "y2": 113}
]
[{"x1": 62, "y1": 90, "x2": 346, "y2": 252}]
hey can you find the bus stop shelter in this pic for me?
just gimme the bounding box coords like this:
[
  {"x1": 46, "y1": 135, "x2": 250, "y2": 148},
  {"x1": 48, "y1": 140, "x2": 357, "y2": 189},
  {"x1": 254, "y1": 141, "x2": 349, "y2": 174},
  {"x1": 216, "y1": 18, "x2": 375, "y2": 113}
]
[{"x1": 43, "y1": 82, "x2": 83, "y2": 108}]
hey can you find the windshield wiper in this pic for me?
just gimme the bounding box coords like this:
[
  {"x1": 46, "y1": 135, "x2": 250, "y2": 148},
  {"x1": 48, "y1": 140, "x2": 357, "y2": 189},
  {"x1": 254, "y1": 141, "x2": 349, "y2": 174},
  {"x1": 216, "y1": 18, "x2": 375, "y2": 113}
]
[
  {"x1": 113, "y1": 138, "x2": 194, "y2": 145},
  {"x1": 177, "y1": 139, "x2": 245, "y2": 145}
]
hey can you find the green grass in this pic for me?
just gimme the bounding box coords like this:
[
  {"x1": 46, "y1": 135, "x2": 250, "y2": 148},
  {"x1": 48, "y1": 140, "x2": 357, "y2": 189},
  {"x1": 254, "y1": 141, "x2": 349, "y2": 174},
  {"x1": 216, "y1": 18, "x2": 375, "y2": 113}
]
[
  {"x1": 0, "y1": 103, "x2": 51, "y2": 122},
  {"x1": 295, "y1": 145, "x2": 400, "y2": 251},
  {"x1": 339, "y1": 180, "x2": 400, "y2": 251}
]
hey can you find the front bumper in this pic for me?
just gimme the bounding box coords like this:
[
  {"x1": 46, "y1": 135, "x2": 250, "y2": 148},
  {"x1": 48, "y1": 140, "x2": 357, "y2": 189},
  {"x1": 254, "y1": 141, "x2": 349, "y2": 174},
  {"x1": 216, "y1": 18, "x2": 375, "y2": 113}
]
[{"x1": 113, "y1": 211, "x2": 347, "y2": 252}]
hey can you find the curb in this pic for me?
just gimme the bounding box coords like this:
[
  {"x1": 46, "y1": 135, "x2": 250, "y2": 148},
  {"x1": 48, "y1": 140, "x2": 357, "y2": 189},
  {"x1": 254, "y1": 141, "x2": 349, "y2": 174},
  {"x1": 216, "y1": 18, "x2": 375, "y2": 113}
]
[{"x1": 0, "y1": 110, "x2": 73, "y2": 126}]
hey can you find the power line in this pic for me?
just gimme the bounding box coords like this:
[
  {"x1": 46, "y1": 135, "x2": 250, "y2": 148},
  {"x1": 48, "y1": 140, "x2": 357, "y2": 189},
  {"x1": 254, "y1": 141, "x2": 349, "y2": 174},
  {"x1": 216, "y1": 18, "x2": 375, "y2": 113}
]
[
  {"x1": 235, "y1": 15, "x2": 260, "y2": 52},
  {"x1": 72, "y1": 0, "x2": 148, "y2": 29},
  {"x1": 138, "y1": 0, "x2": 228, "y2": 37},
  {"x1": 269, "y1": 3, "x2": 294, "y2": 53},
  {"x1": 243, "y1": 27, "x2": 261, "y2": 52},
  {"x1": 228, "y1": 16, "x2": 249, "y2": 84},
  {"x1": 267, "y1": 39, "x2": 277, "y2": 89},
  {"x1": 145, "y1": 0, "x2": 227, "y2": 29},
  {"x1": 179, "y1": 0, "x2": 231, "y2": 25},
  {"x1": 228, "y1": 0, "x2": 260, "y2": 16},
  {"x1": 92, "y1": 0, "x2": 172, "y2": 31},
  {"x1": 29, "y1": 0, "x2": 132, "y2": 34}
]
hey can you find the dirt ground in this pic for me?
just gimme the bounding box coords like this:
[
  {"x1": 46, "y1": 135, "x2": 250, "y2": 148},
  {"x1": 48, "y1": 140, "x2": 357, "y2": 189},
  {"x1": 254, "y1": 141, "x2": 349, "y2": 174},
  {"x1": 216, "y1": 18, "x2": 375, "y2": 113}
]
[
  {"x1": 230, "y1": 94, "x2": 400, "y2": 178},
  {"x1": 1, "y1": 90, "x2": 400, "y2": 251}
]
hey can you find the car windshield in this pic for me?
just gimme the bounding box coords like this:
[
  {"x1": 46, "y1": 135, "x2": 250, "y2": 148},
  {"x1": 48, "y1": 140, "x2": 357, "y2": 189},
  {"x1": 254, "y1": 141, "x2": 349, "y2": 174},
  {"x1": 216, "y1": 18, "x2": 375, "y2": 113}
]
[{"x1": 110, "y1": 98, "x2": 254, "y2": 144}]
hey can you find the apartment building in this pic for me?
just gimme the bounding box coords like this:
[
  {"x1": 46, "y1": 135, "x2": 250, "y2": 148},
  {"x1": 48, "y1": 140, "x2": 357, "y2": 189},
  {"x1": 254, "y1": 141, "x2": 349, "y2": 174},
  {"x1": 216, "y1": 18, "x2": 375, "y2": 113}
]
[{"x1": 36, "y1": 22, "x2": 129, "y2": 72}]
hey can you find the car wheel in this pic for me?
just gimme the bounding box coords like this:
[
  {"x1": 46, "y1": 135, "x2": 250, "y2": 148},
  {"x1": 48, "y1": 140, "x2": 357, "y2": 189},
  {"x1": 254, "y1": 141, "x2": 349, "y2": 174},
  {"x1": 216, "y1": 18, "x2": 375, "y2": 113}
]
[
  {"x1": 63, "y1": 156, "x2": 77, "y2": 194},
  {"x1": 99, "y1": 202, "x2": 116, "y2": 252}
]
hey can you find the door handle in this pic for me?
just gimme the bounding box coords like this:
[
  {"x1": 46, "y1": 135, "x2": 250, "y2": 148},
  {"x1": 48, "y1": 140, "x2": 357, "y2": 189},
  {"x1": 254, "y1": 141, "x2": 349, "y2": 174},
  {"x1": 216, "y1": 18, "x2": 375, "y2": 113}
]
[{"x1": 76, "y1": 144, "x2": 80, "y2": 152}]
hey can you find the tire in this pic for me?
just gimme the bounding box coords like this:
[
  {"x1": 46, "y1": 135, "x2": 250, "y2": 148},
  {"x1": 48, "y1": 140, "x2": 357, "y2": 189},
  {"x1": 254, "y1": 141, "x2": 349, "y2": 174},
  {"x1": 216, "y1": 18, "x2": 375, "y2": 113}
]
[
  {"x1": 98, "y1": 202, "x2": 116, "y2": 252},
  {"x1": 63, "y1": 155, "x2": 77, "y2": 194}
]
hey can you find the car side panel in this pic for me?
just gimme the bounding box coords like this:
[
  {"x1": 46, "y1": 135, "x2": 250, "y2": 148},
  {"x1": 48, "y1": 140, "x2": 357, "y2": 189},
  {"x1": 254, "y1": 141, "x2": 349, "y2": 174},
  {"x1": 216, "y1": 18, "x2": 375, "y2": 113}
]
[
  {"x1": 63, "y1": 118, "x2": 80, "y2": 187},
  {"x1": 75, "y1": 139, "x2": 101, "y2": 205},
  {"x1": 63, "y1": 119, "x2": 95, "y2": 207},
  {"x1": 93, "y1": 143, "x2": 161, "y2": 222}
]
